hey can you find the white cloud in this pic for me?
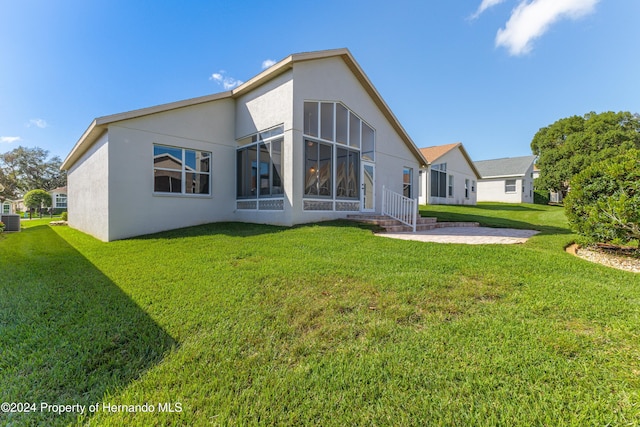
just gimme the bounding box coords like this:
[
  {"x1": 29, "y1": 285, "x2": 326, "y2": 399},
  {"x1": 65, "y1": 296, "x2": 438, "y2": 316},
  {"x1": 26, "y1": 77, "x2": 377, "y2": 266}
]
[
  {"x1": 470, "y1": 0, "x2": 508, "y2": 19},
  {"x1": 261, "y1": 59, "x2": 276, "y2": 70},
  {"x1": 496, "y1": 0, "x2": 599, "y2": 56},
  {"x1": 27, "y1": 118, "x2": 48, "y2": 128},
  {"x1": 209, "y1": 70, "x2": 243, "y2": 90},
  {"x1": 0, "y1": 136, "x2": 21, "y2": 144}
]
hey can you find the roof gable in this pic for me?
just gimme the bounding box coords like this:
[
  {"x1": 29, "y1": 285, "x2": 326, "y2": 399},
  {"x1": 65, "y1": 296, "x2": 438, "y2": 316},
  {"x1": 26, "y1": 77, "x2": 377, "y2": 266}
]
[
  {"x1": 475, "y1": 155, "x2": 536, "y2": 178},
  {"x1": 420, "y1": 143, "x2": 480, "y2": 178}
]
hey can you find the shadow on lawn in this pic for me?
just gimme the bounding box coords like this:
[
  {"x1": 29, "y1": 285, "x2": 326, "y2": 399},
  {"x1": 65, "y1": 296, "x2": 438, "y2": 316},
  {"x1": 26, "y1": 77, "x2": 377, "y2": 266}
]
[
  {"x1": 132, "y1": 221, "x2": 290, "y2": 240},
  {"x1": 0, "y1": 226, "x2": 176, "y2": 426},
  {"x1": 469, "y1": 203, "x2": 544, "y2": 212}
]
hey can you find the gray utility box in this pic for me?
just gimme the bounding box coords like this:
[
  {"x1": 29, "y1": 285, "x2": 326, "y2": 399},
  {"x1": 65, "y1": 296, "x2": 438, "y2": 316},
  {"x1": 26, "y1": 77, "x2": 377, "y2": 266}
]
[{"x1": 1, "y1": 214, "x2": 21, "y2": 232}]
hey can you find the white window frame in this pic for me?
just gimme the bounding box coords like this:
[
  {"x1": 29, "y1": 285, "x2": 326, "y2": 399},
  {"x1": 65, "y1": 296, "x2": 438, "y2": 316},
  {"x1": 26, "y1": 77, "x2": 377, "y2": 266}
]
[
  {"x1": 505, "y1": 179, "x2": 517, "y2": 193},
  {"x1": 153, "y1": 144, "x2": 211, "y2": 196}
]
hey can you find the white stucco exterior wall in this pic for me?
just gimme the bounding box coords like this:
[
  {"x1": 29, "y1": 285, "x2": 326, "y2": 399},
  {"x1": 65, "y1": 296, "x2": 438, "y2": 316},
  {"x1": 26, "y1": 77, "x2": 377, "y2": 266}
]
[
  {"x1": 67, "y1": 132, "x2": 110, "y2": 241},
  {"x1": 103, "y1": 99, "x2": 237, "y2": 241},
  {"x1": 477, "y1": 177, "x2": 524, "y2": 203}
]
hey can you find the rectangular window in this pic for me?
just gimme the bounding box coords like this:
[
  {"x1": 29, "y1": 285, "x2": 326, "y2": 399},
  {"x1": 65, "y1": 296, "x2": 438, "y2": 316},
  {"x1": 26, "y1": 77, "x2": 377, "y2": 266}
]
[
  {"x1": 154, "y1": 145, "x2": 211, "y2": 195},
  {"x1": 55, "y1": 194, "x2": 67, "y2": 208},
  {"x1": 321, "y1": 102, "x2": 334, "y2": 141},
  {"x1": 448, "y1": 175, "x2": 454, "y2": 197},
  {"x1": 237, "y1": 126, "x2": 283, "y2": 199},
  {"x1": 305, "y1": 140, "x2": 332, "y2": 197},
  {"x1": 304, "y1": 102, "x2": 319, "y2": 137},
  {"x1": 472, "y1": 180, "x2": 476, "y2": 192},
  {"x1": 465, "y1": 179, "x2": 470, "y2": 199},
  {"x1": 505, "y1": 179, "x2": 517, "y2": 193},
  {"x1": 403, "y1": 167, "x2": 413, "y2": 198},
  {"x1": 237, "y1": 145, "x2": 257, "y2": 198},
  {"x1": 2, "y1": 203, "x2": 10, "y2": 214},
  {"x1": 430, "y1": 165, "x2": 447, "y2": 198},
  {"x1": 336, "y1": 147, "x2": 360, "y2": 199}
]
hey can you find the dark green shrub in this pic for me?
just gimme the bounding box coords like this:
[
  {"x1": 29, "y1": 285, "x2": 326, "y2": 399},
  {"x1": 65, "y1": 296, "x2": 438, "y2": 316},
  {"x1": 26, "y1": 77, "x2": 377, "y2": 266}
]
[
  {"x1": 564, "y1": 149, "x2": 640, "y2": 245},
  {"x1": 534, "y1": 189, "x2": 550, "y2": 205}
]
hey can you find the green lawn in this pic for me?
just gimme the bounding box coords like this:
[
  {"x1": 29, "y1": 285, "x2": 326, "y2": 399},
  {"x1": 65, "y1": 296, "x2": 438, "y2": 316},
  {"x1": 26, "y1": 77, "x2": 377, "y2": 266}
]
[{"x1": 1, "y1": 204, "x2": 639, "y2": 426}]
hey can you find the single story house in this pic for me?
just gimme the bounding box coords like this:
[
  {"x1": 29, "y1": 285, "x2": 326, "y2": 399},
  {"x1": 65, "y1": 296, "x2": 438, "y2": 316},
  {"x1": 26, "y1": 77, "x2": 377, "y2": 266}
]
[
  {"x1": 61, "y1": 48, "x2": 428, "y2": 241},
  {"x1": 475, "y1": 155, "x2": 537, "y2": 203},
  {"x1": 418, "y1": 142, "x2": 480, "y2": 206}
]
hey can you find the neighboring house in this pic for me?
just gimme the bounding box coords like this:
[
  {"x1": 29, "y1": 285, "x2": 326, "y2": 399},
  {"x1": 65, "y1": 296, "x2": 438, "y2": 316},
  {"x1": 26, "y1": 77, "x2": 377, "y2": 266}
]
[
  {"x1": 475, "y1": 155, "x2": 537, "y2": 203},
  {"x1": 49, "y1": 186, "x2": 68, "y2": 213},
  {"x1": 418, "y1": 142, "x2": 480, "y2": 206},
  {"x1": 61, "y1": 48, "x2": 428, "y2": 241}
]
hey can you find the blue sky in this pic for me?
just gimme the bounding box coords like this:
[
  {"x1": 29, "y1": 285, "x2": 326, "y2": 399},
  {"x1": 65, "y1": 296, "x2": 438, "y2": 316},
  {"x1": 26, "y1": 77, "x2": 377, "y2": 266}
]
[{"x1": 1, "y1": 0, "x2": 638, "y2": 163}]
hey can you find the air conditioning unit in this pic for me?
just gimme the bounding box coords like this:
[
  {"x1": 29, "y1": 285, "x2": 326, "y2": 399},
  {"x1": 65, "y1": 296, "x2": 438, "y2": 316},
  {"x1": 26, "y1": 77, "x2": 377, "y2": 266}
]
[{"x1": 1, "y1": 214, "x2": 21, "y2": 232}]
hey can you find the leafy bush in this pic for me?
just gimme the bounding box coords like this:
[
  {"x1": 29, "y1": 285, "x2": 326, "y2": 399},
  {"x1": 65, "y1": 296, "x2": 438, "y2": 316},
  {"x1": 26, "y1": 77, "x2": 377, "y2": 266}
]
[
  {"x1": 534, "y1": 189, "x2": 550, "y2": 205},
  {"x1": 0, "y1": 221, "x2": 5, "y2": 233},
  {"x1": 564, "y1": 149, "x2": 640, "y2": 245},
  {"x1": 61, "y1": 211, "x2": 68, "y2": 221}
]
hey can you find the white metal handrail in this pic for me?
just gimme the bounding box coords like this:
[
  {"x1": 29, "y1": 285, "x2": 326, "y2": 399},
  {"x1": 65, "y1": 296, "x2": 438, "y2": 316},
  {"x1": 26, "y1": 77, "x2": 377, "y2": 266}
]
[{"x1": 381, "y1": 185, "x2": 418, "y2": 232}]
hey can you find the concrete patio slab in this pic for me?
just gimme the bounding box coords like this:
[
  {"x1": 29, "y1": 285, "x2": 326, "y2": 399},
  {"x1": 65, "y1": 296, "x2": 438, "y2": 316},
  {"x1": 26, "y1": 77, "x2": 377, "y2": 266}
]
[{"x1": 377, "y1": 227, "x2": 539, "y2": 245}]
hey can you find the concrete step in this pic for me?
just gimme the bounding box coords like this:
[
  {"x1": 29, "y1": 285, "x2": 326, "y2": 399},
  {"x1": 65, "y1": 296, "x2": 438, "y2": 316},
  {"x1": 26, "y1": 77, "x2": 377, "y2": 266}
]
[
  {"x1": 433, "y1": 222, "x2": 480, "y2": 228},
  {"x1": 345, "y1": 214, "x2": 479, "y2": 233},
  {"x1": 347, "y1": 214, "x2": 437, "y2": 224}
]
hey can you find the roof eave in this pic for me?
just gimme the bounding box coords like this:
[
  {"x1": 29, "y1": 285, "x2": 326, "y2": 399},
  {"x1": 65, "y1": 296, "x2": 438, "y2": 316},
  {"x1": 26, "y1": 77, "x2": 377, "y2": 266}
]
[
  {"x1": 456, "y1": 144, "x2": 482, "y2": 179},
  {"x1": 62, "y1": 48, "x2": 429, "y2": 169},
  {"x1": 479, "y1": 173, "x2": 526, "y2": 179},
  {"x1": 61, "y1": 120, "x2": 105, "y2": 171}
]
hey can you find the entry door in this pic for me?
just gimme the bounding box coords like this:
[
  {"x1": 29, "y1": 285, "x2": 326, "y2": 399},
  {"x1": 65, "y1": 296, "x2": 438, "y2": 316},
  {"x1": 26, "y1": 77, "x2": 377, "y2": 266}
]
[{"x1": 362, "y1": 163, "x2": 375, "y2": 212}]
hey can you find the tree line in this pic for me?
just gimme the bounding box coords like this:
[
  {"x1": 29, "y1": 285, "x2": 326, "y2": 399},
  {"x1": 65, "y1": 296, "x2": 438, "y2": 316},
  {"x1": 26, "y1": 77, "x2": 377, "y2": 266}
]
[{"x1": 0, "y1": 146, "x2": 66, "y2": 200}]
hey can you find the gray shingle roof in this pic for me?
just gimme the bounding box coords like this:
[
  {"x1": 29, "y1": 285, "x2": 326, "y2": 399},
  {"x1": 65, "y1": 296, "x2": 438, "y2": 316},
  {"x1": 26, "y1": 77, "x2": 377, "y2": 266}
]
[{"x1": 474, "y1": 155, "x2": 536, "y2": 178}]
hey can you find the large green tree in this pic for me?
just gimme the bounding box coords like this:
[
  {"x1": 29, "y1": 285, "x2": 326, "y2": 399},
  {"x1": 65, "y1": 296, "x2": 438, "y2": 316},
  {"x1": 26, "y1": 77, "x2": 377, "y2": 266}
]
[
  {"x1": 531, "y1": 111, "x2": 640, "y2": 195},
  {"x1": 23, "y1": 189, "x2": 53, "y2": 219},
  {"x1": 564, "y1": 149, "x2": 640, "y2": 245},
  {"x1": 0, "y1": 146, "x2": 66, "y2": 199}
]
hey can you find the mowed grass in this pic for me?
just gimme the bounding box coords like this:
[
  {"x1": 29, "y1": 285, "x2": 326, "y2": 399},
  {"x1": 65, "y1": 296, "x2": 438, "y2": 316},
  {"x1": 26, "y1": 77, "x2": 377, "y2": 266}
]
[{"x1": 1, "y1": 204, "x2": 639, "y2": 426}]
